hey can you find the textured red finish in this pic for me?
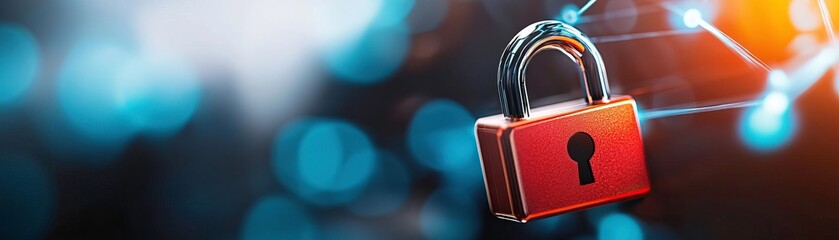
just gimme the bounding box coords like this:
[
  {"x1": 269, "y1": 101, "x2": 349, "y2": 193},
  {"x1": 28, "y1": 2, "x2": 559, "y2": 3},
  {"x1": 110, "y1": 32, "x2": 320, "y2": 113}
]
[{"x1": 475, "y1": 96, "x2": 649, "y2": 223}]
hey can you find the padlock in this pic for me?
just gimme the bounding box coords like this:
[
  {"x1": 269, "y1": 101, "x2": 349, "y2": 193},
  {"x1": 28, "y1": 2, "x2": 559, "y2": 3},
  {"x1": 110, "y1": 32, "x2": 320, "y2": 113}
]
[{"x1": 475, "y1": 20, "x2": 650, "y2": 223}]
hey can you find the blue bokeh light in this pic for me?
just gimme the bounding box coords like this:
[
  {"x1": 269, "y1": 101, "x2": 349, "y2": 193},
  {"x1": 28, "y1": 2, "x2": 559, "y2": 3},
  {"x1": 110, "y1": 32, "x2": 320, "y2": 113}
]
[
  {"x1": 56, "y1": 36, "x2": 138, "y2": 149},
  {"x1": 240, "y1": 195, "x2": 316, "y2": 240},
  {"x1": 297, "y1": 121, "x2": 377, "y2": 192},
  {"x1": 597, "y1": 213, "x2": 643, "y2": 240},
  {"x1": 407, "y1": 99, "x2": 482, "y2": 188},
  {"x1": 371, "y1": 0, "x2": 415, "y2": 29},
  {"x1": 420, "y1": 187, "x2": 480, "y2": 240},
  {"x1": 325, "y1": 24, "x2": 410, "y2": 84},
  {"x1": 555, "y1": 5, "x2": 581, "y2": 25},
  {"x1": 0, "y1": 23, "x2": 39, "y2": 105},
  {"x1": 347, "y1": 151, "x2": 412, "y2": 217},
  {"x1": 739, "y1": 104, "x2": 797, "y2": 152},
  {"x1": 114, "y1": 56, "x2": 201, "y2": 137},
  {"x1": 273, "y1": 118, "x2": 378, "y2": 206},
  {"x1": 585, "y1": 203, "x2": 620, "y2": 226},
  {"x1": 0, "y1": 154, "x2": 53, "y2": 240},
  {"x1": 407, "y1": 100, "x2": 476, "y2": 170}
]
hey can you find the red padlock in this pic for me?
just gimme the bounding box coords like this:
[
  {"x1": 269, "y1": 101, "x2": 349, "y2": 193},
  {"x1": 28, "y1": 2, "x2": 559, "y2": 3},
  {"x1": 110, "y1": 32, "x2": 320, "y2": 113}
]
[{"x1": 475, "y1": 20, "x2": 650, "y2": 223}]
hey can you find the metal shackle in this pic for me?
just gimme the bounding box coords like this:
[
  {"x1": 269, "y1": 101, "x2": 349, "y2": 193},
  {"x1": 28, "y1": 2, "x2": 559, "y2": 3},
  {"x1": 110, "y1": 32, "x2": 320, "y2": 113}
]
[{"x1": 498, "y1": 20, "x2": 610, "y2": 119}]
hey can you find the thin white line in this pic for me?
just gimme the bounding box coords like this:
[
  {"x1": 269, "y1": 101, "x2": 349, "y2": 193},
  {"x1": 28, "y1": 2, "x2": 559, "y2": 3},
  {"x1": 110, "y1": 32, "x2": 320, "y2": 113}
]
[
  {"x1": 577, "y1": 0, "x2": 598, "y2": 15},
  {"x1": 591, "y1": 29, "x2": 701, "y2": 43},
  {"x1": 696, "y1": 18, "x2": 773, "y2": 72},
  {"x1": 817, "y1": 0, "x2": 837, "y2": 43},
  {"x1": 641, "y1": 101, "x2": 760, "y2": 120}
]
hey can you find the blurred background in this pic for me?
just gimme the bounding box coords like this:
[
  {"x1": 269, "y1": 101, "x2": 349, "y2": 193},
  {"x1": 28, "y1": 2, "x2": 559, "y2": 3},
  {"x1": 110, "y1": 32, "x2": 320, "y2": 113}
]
[{"x1": 1, "y1": 0, "x2": 838, "y2": 239}]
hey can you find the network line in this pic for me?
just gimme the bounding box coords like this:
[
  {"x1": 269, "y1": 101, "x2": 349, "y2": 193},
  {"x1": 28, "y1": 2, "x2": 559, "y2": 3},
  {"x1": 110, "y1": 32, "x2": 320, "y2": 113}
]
[
  {"x1": 577, "y1": 0, "x2": 598, "y2": 15},
  {"x1": 817, "y1": 0, "x2": 836, "y2": 43},
  {"x1": 591, "y1": 29, "x2": 701, "y2": 43},
  {"x1": 641, "y1": 100, "x2": 759, "y2": 120},
  {"x1": 679, "y1": 8, "x2": 773, "y2": 72}
]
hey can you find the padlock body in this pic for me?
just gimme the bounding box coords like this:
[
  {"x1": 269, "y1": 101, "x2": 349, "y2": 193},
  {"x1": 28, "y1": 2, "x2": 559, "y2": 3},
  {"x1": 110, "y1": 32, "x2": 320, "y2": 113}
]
[{"x1": 475, "y1": 96, "x2": 649, "y2": 223}]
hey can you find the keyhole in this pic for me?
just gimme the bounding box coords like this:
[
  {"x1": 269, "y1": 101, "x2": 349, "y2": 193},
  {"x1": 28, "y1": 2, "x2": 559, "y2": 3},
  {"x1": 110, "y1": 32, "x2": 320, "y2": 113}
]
[{"x1": 567, "y1": 132, "x2": 595, "y2": 185}]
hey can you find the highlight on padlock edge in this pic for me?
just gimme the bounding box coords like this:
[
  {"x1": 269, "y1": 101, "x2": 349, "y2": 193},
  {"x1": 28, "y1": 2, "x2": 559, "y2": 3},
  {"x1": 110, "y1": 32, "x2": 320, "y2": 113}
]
[{"x1": 475, "y1": 20, "x2": 650, "y2": 223}]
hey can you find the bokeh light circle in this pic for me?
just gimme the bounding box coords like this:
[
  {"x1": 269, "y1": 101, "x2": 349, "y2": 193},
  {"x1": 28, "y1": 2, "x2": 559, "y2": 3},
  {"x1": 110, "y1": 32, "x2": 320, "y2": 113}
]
[
  {"x1": 407, "y1": 99, "x2": 482, "y2": 187},
  {"x1": 347, "y1": 151, "x2": 412, "y2": 217},
  {"x1": 789, "y1": 0, "x2": 821, "y2": 31},
  {"x1": 240, "y1": 195, "x2": 316, "y2": 240},
  {"x1": 273, "y1": 119, "x2": 378, "y2": 206},
  {"x1": 297, "y1": 121, "x2": 377, "y2": 192},
  {"x1": 325, "y1": 25, "x2": 410, "y2": 84},
  {"x1": 310, "y1": 0, "x2": 383, "y2": 48},
  {"x1": 739, "y1": 104, "x2": 797, "y2": 152},
  {"x1": 114, "y1": 56, "x2": 201, "y2": 136},
  {"x1": 0, "y1": 23, "x2": 39, "y2": 105},
  {"x1": 597, "y1": 213, "x2": 643, "y2": 240},
  {"x1": 371, "y1": 0, "x2": 415, "y2": 29},
  {"x1": 56, "y1": 37, "x2": 138, "y2": 145},
  {"x1": 0, "y1": 154, "x2": 53, "y2": 240},
  {"x1": 585, "y1": 203, "x2": 620, "y2": 226},
  {"x1": 420, "y1": 187, "x2": 480, "y2": 240},
  {"x1": 407, "y1": 99, "x2": 476, "y2": 171}
]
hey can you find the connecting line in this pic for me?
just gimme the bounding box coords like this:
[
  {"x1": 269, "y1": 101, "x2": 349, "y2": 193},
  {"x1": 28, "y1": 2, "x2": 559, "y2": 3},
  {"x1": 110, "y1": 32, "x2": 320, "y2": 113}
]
[
  {"x1": 640, "y1": 100, "x2": 760, "y2": 120},
  {"x1": 577, "y1": 0, "x2": 597, "y2": 15},
  {"x1": 693, "y1": 19, "x2": 773, "y2": 72},
  {"x1": 591, "y1": 29, "x2": 702, "y2": 43},
  {"x1": 577, "y1": 4, "x2": 662, "y2": 24},
  {"x1": 817, "y1": 0, "x2": 837, "y2": 43}
]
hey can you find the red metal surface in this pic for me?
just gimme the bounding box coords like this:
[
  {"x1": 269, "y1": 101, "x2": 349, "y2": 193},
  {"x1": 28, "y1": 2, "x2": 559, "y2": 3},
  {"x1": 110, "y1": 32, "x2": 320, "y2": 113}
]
[{"x1": 475, "y1": 96, "x2": 650, "y2": 222}]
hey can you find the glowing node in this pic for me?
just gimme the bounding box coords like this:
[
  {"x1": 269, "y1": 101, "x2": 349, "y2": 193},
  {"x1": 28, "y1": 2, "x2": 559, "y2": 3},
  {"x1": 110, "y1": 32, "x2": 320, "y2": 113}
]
[
  {"x1": 597, "y1": 213, "x2": 643, "y2": 240},
  {"x1": 762, "y1": 91, "x2": 790, "y2": 115},
  {"x1": 557, "y1": 5, "x2": 580, "y2": 25},
  {"x1": 739, "y1": 105, "x2": 797, "y2": 152},
  {"x1": 683, "y1": 9, "x2": 702, "y2": 29}
]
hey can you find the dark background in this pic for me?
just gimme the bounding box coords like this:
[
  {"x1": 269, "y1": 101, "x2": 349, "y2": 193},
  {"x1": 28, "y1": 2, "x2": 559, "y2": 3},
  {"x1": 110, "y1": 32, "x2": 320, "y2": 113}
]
[{"x1": 0, "y1": 0, "x2": 838, "y2": 239}]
